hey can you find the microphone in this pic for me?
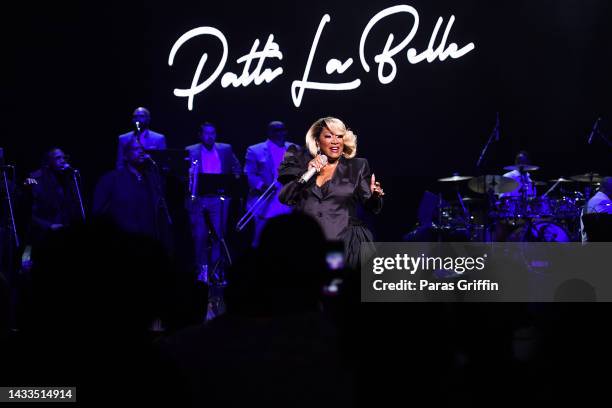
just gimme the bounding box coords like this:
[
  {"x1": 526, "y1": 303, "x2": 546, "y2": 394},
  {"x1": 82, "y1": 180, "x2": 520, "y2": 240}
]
[
  {"x1": 298, "y1": 155, "x2": 328, "y2": 184},
  {"x1": 144, "y1": 153, "x2": 157, "y2": 166},
  {"x1": 588, "y1": 117, "x2": 601, "y2": 144},
  {"x1": 135, "y1": 121, "x2": 142, "y2": 133}
]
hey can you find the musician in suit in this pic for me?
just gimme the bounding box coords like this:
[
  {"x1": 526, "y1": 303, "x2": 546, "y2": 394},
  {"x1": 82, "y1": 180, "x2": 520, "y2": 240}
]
[
  {"x1": 244, "y1": 121, "x2": 296, "y2": 246},
  {"x1": 116, "y1": 107, "x2": 167, "y2": 169},
  {"x1": 28, "y1": 148, "x2": 84, "y2": 245},
  {"x1": 94, "y1": 138, "x2": 170, "y2": 246},
  {"x1": 278, "y1": 117, "x2": 384, "y2": 269},
  {"x1": 185, "y1": 122, "x2": 241, "y2": 276}
]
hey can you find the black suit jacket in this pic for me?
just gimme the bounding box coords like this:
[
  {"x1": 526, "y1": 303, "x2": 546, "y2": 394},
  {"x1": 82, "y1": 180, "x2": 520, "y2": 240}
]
[
  {"x1": 278, "y1": 145, "x2": 382, "y2": 241},
  {"x1": 29, "y1": 168, "x2": 82, "y2": 242}
]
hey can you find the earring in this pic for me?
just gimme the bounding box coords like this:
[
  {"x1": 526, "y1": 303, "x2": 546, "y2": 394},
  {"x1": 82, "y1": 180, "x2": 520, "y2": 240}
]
[{"x1": 316, "y1": 145, "x2": 321, "y2": 155}]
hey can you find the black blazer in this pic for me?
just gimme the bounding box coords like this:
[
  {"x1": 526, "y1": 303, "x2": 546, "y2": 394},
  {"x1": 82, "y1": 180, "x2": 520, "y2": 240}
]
[
  {"x1": 30, "y1": 168, "x2": 82, "y2": 242},
  {"x1": 278, "y1": 145, "x2": 382, "y2": 240}
]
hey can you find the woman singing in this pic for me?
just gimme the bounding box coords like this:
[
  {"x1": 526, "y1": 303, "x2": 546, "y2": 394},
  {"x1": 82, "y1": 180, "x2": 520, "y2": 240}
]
[{"x1": 278, "y1": 117, "x2": 384, "y2": 268}]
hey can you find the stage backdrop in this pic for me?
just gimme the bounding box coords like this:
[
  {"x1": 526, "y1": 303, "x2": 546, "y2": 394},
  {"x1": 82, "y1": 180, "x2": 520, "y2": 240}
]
[{"x1": 6, "y1": 0, "x2": 612, "y2": 239}]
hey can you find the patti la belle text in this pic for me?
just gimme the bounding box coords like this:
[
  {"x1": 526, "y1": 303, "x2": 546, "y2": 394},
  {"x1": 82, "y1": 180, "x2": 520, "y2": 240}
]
[{"x1": 372, "y1": 279, "x2": 499, "y2": 292}]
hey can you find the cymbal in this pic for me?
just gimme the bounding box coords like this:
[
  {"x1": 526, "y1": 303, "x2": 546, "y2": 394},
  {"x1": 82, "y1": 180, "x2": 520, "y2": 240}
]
[
  {"x1": 532, "y1": 180, "x2": 546, "y2": 186},
  {"x1": 503, "y1": 164, "x2": 540, "y2": 172},
  {"x1": 570, "y1": 173, "x2": 603, "y2": 183},
  {"x1": 438, "y1": 174, "x2": 473, "y2": 182},
  {"x1": 468, "y1": 175, "x2": 519, "y2": 194},
  {"x1": 461, "y1": 196, "x2": 484, "y2": 204},
  {"x1": 549, "y1": 177, "x2": 573, "y2": 183},
  {"x1": 449, "y1": 197, "x2": 483, "y2": 204}
]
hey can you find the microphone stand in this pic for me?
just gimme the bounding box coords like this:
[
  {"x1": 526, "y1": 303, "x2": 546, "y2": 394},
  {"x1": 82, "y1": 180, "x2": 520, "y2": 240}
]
[
  {"x1": 598, "y1": 132, "x2": 612, "y2": 149},
  {"x1": 203, "y1": 205, "x2": 232, "y2": 283},
  {"x1": 476, "y1": 113, "x2": 500, "y2": 169},
  {"x1": 147, "y1": 158, "x2": 173, "y2": 230},
  {"x1": 1, "y1": 165, "x2": 19, "y2": 248},
  {"x1": 476, "y1": 113, "x2": 500, "y2": 242},
  {"x1": 588, "y1": 118, "x2": 612, "y2": 150},
  {"x1": 72, "y1": 169, "x2": 86, "y2": 221}
]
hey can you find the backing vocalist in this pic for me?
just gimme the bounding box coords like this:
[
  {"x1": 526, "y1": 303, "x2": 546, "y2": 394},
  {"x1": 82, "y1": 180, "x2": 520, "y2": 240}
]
[
  {"x1": 278, "y1": 117, "x2": 384, "y2": 269},
  {"x1": 93, "y1": 138, "x2": 171, "y2": 248},
  {"x1": 27, "y1": 148, "x2": 84, "y2": 245}
]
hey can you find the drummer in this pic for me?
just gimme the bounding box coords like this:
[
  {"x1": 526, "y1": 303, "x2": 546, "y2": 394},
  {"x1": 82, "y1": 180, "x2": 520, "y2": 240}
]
[
  {"x1": 585, "y1": 176, "x2": 612, "y2": 214},
  {"x1": 499, "y1": 151, "x2": 536, "y2": 199},
  {"x1": 581, "y1": 176, "x2": 612, "y2": 242}
]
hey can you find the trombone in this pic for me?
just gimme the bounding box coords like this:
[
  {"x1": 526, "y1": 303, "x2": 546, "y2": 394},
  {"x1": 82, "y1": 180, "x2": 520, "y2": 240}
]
[
  {"x1": 189, "y1": 159, "x2": 199, "y2": 201},
  {"x1": 235, "y1": 181, "x2": 278, "y2": 232}
]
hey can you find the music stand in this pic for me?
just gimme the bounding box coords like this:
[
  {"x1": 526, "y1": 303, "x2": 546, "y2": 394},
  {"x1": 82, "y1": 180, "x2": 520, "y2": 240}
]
[
  {"x1": 147, "y1": 148, "x2": 190, "y2": 176},
  {"x1": 192, "y1": 173, "x2": 246, "y2": 198}
]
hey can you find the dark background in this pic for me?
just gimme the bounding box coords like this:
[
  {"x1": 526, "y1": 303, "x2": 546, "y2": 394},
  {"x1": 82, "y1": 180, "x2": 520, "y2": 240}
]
[{"x1": 5, "y1": 0, "x2": 612, "y2": 240}]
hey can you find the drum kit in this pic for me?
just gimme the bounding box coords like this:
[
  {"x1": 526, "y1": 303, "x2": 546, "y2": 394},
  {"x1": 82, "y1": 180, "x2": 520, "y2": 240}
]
[{"x1": 434, "y1": 167, "x2": 603, "y2": 242}]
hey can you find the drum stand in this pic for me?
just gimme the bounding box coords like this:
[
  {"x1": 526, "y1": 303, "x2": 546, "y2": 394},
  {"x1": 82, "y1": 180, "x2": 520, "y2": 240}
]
[
  {"x1": 485, "y1": 181, "x2": 498, "y2": 242},
  {"x1": 517, "y1": 169, "x2": 537, "y2": 241},
  {"x1": 454, "y1": 185, "x2": 472, "y2": 241},
  {"x1": 519, "y1": 169, "x2": 530, "y2": 215}
]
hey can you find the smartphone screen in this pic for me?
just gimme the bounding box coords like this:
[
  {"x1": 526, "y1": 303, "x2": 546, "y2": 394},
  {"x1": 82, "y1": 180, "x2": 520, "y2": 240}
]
[{"x1": 325, "y1": 241, "x2": 345, "y2": 270}]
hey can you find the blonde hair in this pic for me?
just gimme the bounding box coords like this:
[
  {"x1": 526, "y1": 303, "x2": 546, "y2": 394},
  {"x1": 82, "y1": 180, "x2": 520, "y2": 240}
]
[{"x1": 305, "y1": 117, "x2": 357, "y2": 159}]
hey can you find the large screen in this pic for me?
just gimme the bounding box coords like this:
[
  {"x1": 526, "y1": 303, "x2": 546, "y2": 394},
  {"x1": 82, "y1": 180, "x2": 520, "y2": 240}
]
[{"x1": 6, "y1": 0, "x2": 611, "y2": 238}]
